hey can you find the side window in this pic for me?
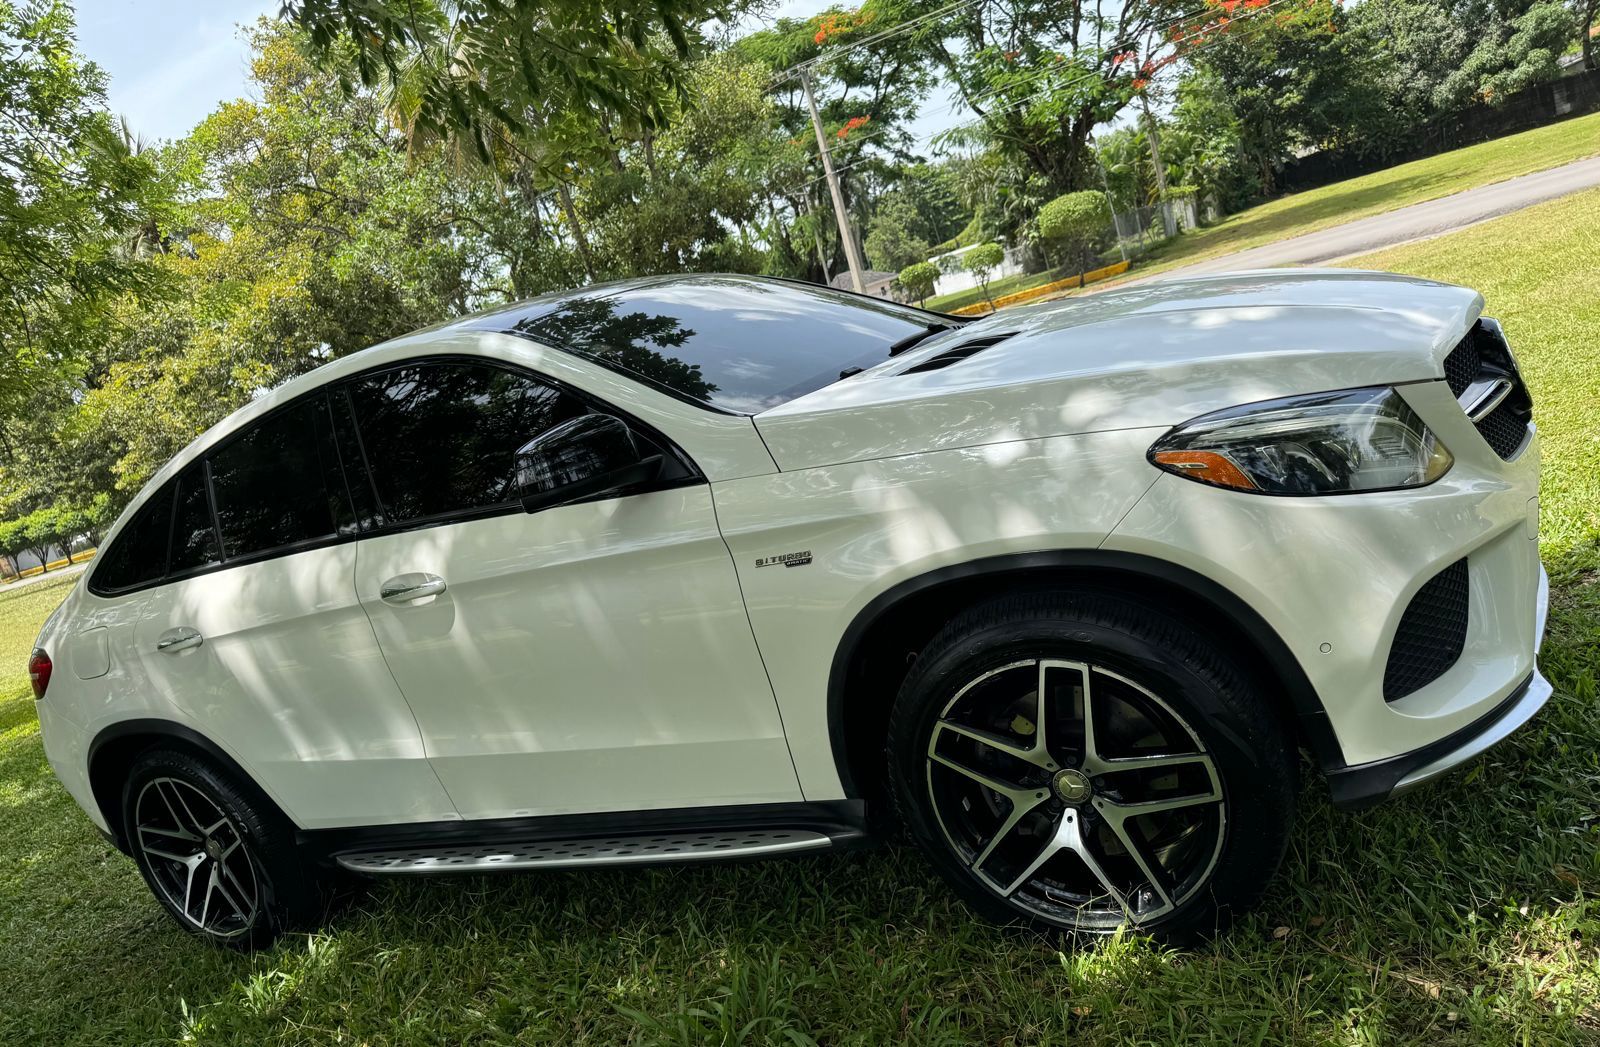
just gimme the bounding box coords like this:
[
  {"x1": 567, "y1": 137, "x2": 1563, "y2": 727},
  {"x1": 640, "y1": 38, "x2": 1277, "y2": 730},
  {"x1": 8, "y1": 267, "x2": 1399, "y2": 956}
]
[
  {"x1": 329, "y1": 390, "x2": 385, "y2": 532},
  {"x1": 209, "y1": 396, "x2": 352, "y2": 560},
  {"x1": 345, "y1": 363, "x2": 587, "y2": 524},
  {"x1": 91, "y1": 483, "x2": 174, "y2": 594},
  {"x1": 169, "y1": 464, "x2": 221, "y2": 574}
]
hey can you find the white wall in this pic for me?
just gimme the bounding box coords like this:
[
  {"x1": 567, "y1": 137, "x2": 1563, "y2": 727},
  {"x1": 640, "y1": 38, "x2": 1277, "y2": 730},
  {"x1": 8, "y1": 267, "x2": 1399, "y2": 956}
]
[{"x1": 928, "y1": 243, "x2": 1027, "y2": 298}]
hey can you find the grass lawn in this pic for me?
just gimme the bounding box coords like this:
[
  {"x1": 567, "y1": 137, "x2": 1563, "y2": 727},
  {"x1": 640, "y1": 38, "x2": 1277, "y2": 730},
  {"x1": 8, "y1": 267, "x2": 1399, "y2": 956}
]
[
  {"x1": 2, "y1": 191, "x2": 1598, "y2": 1043},
  {"x1": 924, "y1": 263, "x2": 1080, "y2": 313},
  {"x1": 937, "y1": 111, "x2": 1600, "y2": 314},
  {"x1": 1099, "y1": 110, "x2": 1600, "y2": 291}
]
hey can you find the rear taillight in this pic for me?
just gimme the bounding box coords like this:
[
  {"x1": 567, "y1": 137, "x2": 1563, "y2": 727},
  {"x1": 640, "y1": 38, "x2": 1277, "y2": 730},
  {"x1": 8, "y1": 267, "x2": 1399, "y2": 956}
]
[{"x1": 28, "y1": 649, "x2": 52, "y2": 700}]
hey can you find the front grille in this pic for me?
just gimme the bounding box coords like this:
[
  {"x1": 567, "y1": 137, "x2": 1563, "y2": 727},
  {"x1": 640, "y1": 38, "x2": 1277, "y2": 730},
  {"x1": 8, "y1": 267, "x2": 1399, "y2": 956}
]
[
  {"x1": 1476, "y1": 401, "x2": 1531, "y2": 458},
  {"x1": 1444, "y1": 320, "x2": 1533, "y2": 461},
  {"x1": 1383, "y1": 558, "x2": 1469, "y2": 702},
  {"x1": 1442, "y1": 330, "x2": 1480, "y2": 397}
]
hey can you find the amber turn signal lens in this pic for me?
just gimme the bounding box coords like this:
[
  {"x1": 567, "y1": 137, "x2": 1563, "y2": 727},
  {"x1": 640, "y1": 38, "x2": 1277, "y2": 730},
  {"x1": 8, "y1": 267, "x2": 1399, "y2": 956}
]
[{"x1": 1151, "y1": 450, "x2": 1258, "y2": 490}]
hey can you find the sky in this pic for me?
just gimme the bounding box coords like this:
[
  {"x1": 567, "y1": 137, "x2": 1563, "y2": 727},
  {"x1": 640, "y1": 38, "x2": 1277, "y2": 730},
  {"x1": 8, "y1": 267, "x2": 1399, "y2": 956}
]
[
  {"x1": 76, "y1": 0, "x2": 276, "y2": 143},
  {"x1": 73, "y1": 0, "x2": 967, "y2": 147}
]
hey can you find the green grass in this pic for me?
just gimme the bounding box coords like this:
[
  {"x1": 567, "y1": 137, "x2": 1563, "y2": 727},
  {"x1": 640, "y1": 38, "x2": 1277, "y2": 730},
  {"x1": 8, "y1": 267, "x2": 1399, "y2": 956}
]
[
  {"x1": 2, "y1": 194, "x2": 1599, "y2": 1043},
  {"x1": 924, "y1": 263, "x2": 1078, "y2": 313},
  {"x1": 1113, "y1": 110, "x2": 1600, "y2": 287}
]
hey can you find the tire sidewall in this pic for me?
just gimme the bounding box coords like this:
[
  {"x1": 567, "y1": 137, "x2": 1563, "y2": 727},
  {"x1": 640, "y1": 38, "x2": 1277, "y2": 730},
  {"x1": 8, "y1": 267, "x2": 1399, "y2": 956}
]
[
  {"x1": 122, "y1": 748, "x2": 312, "y2": 949},
  {"x1": 888, "y1": 600, "x2": 1295, "y2": 942}
]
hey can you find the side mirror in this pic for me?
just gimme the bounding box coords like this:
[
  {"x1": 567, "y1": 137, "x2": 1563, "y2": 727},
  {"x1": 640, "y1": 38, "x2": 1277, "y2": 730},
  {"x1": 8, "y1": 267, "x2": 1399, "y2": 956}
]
[{"x1": 515, "y1": 414, "x2": 663, "y2": 513}]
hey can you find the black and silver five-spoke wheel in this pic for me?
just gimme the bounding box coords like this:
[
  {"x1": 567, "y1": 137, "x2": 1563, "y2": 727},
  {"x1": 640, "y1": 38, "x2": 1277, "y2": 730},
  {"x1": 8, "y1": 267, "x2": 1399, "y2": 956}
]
[
  {"x1": 889, "y1": 591, "x2": 1295, "y2": 942},
  {"x1": 123, "y1": 747, "x2": 323, "y2": 949},
  {"x1": 134, "y1": 776, "x2": 261, "y2": 940}
]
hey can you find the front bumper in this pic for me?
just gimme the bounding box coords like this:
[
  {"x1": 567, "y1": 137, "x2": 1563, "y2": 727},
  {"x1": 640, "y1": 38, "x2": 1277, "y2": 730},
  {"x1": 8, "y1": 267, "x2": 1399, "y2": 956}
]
[
  {"x1": 1325, "y1": 566, "x2": 1551, "y2": 809},
  {"x1": 1104, "y1": 379, "x2": 1546, "y2": 802}
]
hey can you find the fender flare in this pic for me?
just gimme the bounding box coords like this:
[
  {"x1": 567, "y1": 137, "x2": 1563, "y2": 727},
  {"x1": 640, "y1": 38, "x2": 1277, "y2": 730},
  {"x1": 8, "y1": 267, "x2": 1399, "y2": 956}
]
[
  {"x1": 86, "y1": 718, "x2": 280, "y2": 850},
  {"x1": 825, "y1": 550, "x2": 1346, "y2": 797}
]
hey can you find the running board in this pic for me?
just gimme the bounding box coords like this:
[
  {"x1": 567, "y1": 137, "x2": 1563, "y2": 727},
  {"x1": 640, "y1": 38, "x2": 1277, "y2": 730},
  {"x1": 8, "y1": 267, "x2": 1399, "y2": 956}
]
[{"x1": 335, "y1": 827, "x2": 838, "y2": 875}]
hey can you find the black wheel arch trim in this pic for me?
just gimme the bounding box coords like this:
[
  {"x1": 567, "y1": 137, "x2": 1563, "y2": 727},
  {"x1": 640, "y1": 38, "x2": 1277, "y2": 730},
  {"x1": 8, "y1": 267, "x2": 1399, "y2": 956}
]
[
  {"x1": 826, "y1": 550, "x2": 1347, "y2": 799},
  {"x1": 87, "y1": 718, "x2": 280, "y2": 853}
]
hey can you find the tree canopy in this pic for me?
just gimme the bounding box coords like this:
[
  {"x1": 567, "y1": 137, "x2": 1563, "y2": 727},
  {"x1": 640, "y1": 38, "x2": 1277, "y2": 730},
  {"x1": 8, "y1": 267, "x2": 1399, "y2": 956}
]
[{"x1": 1, "y1": 0, "x2": 1591, "y2": 547}]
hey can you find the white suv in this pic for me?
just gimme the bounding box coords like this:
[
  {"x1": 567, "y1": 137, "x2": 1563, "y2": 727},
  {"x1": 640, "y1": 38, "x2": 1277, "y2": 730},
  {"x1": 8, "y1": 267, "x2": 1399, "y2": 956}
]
[{"x1": 30, "y1": 271, "x2": 1549, "y2": 947}]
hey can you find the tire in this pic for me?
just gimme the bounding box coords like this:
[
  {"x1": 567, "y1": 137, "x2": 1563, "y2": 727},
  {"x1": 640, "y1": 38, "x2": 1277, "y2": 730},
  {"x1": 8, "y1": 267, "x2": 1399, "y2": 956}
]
[
  {"x1": 886, "y1": 590, "x2": 1296, "y2": 944},
  {"x1": 121, "y1": 746, "x2": 324, "y2": 949}
]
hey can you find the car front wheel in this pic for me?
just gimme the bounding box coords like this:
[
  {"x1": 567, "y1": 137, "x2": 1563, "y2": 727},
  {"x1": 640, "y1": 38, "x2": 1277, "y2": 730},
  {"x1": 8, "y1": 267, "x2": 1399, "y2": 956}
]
[{"x1": 887, "y1": 590, "x2": 1296, "y2": 942}]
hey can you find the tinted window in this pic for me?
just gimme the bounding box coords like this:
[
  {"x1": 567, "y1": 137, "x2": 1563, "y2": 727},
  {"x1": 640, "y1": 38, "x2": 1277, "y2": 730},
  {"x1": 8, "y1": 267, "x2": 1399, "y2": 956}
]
[
  {"x1": 209, "y1": 397, "x2": 351, "y2": 559},
  {"x1": 329, "y1": 390, "x2": 385, "y2": 532},
  {"x1": 169, "y1": 465, "x2": 221, "y2": 573},
  {"x1": 347, "y1": 363, "x2": 586, "y2": 523},
  {"x1": 92, "y1": 484, "x2": 173, "y2": 593},
  {"x1": 508, "y1": 277, "x2": 934, "y2": 413}
]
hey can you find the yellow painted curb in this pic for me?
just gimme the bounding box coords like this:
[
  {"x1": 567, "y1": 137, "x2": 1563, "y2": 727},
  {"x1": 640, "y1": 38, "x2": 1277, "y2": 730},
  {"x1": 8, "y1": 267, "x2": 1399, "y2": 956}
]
[
  {"x1": 948, "y1": 259, "x2": 1132, "y2": 316},
  {"x1": 3, "y1": 548, "x2": 96, "y2": 584}
]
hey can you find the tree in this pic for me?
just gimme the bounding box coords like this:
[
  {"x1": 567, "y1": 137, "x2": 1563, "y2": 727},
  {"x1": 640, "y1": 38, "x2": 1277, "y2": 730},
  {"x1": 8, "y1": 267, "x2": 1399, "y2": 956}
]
[
  {"x1": 285, "y1": 0, "x2": 738, "y2": 164},
  {"x1": 963, "y1": 242, "x2": 1005, "y2": 311},
  {"x1": 1434, "y1": 1, "x2": 1576, "y2": 108},
  {"x1": 584, "y1": 55, "x2": 788, "y2": 278},
  {"x1": 68, "y1": 20, "x2": 532, "y2": 496},
  {"x1": 82, "y1": 492, "x2": 115, "y2": 549},
  {"x1": 20, "y1": 508, "x2": 58, "y2": 573},
  {"x1": 1186, "y1": 0, "x2": 1391, "y2": 192},
  {"x1": 0, "y1": 518, "x2": 24, "y2": 579},
  {"x1": 54, "y1": 504, "x2": 86, "y2": 564},
  {"x1": 1037, "y1": 191, "x2": 1111, "y2": 280},
  {"x1": 904, "y1": 0, "x2": 1165, "y2": 196},
  {"x1": 0, "y1": 1, "x2": 164, "y2": 446},
  {"x1": 898, "y1": 260, "x2": 939, "y2": 306},
  {"x1": 866, "y1": 195, "x2": 933, "y2": 271},
  {"x1": 1345, "y1": 0, "x2": 1473, "y2": 128},
  {"x1": 1581, "y1": 0, "x2": 1598, "y2": 70},
  {"x1": 738, "y1": 2, "x2": 939, "y2": 284}
]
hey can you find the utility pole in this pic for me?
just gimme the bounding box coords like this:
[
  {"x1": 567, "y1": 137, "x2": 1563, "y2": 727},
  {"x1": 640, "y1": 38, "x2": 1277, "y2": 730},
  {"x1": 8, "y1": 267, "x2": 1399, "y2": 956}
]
[
  {"x1": 800, "y1": 68, "x2": 867, "y2": 292},
  {"x1": 1088, "y1": 133, "x2": 1128, "y2": 264},
  {"x1": 1140, "y1": 95, "x2": 1176, "y2": 238}
]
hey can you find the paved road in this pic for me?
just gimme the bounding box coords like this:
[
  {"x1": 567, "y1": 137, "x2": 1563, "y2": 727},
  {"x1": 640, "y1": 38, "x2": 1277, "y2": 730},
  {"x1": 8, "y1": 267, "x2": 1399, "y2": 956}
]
[
  {"x1": 1136, "y1": 154, "x2": 1600, "y2": 283},
  {"x1": 0, "y1": 561, "x2": 87, "y2": 595}
]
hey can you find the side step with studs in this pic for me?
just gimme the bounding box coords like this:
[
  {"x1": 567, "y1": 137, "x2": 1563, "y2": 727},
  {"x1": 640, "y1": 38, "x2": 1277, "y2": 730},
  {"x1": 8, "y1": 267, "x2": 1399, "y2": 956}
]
[{"x1": 335, "y1": 827, "x2": 839, "y2": 875}]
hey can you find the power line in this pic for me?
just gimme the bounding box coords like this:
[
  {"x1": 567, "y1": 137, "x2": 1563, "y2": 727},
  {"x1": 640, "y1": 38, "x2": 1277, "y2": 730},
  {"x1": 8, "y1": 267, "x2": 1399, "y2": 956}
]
[
  {"x1": 769, "y1": 0, "x2": 984, "y2": 86},
  {"x1": 774, "y1": 0, "x2": 1293, "y2": 198},
  {"x1": 785, "y1": 0, "x2": 1271, "y2": 167}
]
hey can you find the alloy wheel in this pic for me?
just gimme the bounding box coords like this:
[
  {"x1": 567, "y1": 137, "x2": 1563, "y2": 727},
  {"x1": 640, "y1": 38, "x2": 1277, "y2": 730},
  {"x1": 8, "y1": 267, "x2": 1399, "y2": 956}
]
[
  {"x1": 924, "y1": 658, "x2": 1226, "y2": 929},
  {"x1": 133, "y1": 776, "x2": 261, "y2": 940}
]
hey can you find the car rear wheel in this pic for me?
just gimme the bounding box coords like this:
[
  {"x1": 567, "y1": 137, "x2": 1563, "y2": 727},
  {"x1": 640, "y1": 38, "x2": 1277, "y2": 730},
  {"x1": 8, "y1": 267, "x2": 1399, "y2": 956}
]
[
  {"x1": 123, "y1": 747, "x2": 323, "y2": 949},
  {"x1": 887, "y1": 590, "x2": 1296, "y2": 942}
]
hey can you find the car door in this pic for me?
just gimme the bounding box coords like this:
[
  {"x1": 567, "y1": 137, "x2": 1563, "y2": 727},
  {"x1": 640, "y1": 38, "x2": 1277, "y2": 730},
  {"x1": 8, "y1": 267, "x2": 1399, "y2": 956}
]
[
  {"x1": 135, "y1": 395, "x2": 458, "y2": 829},
  {"x1": 341, "y1": 359, "x2": 801, "y2": 820}
]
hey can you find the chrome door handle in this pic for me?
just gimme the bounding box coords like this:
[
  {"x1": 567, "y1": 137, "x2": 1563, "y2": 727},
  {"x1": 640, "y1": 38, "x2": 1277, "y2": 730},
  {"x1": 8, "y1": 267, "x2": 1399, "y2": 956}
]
[
  {"x1": 155, "y1": 627, "x2": 203, "y2": 653},
  {"x1": 380, "y1": 573, "x2": 446, "y2": 604}
]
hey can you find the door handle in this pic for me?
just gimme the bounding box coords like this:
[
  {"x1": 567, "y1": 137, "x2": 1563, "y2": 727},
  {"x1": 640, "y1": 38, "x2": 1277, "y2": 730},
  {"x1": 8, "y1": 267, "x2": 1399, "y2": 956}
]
[
  {"x1": 155, "y1": 627, "x2": 203, "y2": 653},
  {"x1": 380, "y1": 573, "x2": 447, "y2": 604}
]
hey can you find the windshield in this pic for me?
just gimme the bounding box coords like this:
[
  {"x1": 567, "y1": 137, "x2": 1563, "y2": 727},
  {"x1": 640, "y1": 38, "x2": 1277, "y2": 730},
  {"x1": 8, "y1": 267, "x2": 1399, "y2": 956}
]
[{"x1": 504, "y1": 275, "x2": 944, "y2": 413}]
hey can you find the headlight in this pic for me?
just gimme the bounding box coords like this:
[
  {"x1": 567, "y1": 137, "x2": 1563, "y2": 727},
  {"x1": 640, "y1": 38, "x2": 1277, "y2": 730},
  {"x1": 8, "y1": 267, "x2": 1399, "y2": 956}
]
[{"x1": 1148, "y1": 387, "x2": 1452, "y2": 495}]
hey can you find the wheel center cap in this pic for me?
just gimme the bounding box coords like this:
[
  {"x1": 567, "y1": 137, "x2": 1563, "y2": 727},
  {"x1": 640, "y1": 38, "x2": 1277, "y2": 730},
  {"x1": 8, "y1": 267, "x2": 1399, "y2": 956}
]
[
  {"x1": 205, "y1": 838, "x2": 223, "y2": 861},
  {"x1": 1052, "y1": 768, "x2": 1093, "y2": 805}
]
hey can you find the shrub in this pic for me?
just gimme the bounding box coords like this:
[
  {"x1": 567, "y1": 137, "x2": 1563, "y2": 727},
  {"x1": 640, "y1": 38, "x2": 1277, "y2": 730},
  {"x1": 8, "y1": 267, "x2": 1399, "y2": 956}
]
[
  {"x1": 1037, "y1": 191, "x2": 1112, "y2": 280},
  {"x1": 962, "y1": 242, "x2": 1006, "y2": 311},
  {"x1": 898, "y1": 261, "x2": 940, "y2": 306}
]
